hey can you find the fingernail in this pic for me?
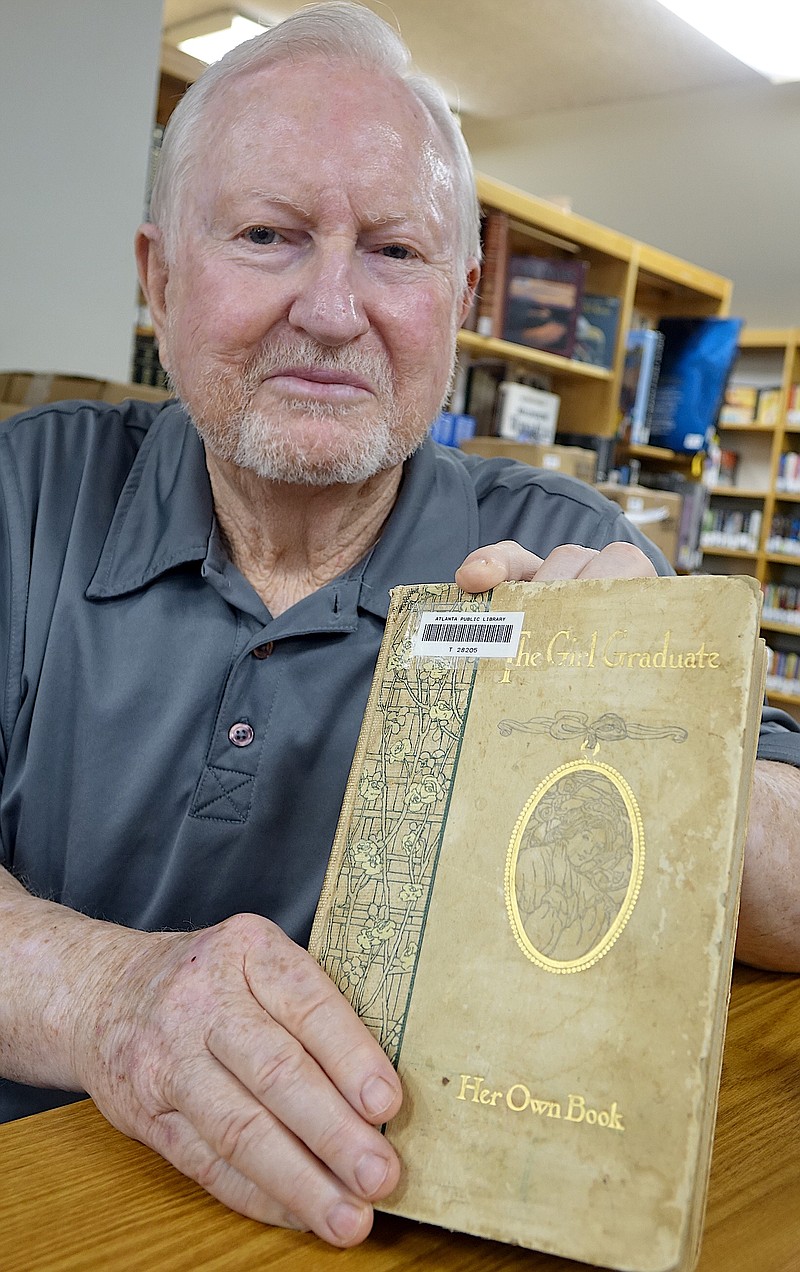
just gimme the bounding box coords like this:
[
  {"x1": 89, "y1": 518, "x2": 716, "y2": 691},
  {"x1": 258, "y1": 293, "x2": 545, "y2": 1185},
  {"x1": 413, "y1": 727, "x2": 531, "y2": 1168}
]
[
  {"x1": 361, "y1": 1073, "x2": 396, "y2": 1117},
  {"x1": 327, "y1": 1201, "x2": 366, "y2": 1243},
  {"x1": 355, "y1": 1150, "x2": 390, "y2": 1197}
]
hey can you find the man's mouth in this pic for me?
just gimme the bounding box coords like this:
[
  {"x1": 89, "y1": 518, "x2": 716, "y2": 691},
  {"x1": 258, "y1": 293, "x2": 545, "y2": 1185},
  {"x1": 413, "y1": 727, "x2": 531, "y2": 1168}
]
[{"x1": 265, "y1": 366, "x2": 374, "y2": 399}]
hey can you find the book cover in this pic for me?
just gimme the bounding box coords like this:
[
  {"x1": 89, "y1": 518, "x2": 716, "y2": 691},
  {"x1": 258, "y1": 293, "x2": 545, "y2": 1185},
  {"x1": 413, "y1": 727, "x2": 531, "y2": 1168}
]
[
  {"x1": 649, "y1": 318, "x2": 744, "y2": 454},
  {"x1": 620, "y1": 328, "x2": 664, "y2": 445},
  {"x1": 502, "y1": 255, "x2": 589, "y2": 359},
  {"x1": 719, "y1": 384, "x2": 758, "y2": 426},
  {"x1": 496, "y1": 381, "x2": 560, "y2": 444},
  {"x1": 311, "y1": 576, "x2": 765, "y2": 1272},
  {"x1": 573, "y1": 294, "x2": 622, "y2": 369}
]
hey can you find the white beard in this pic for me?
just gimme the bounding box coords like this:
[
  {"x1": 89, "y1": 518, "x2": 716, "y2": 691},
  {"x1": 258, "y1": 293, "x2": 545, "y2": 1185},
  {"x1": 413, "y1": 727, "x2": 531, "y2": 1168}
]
[{"x1": 169, "y1": 334, "x2": 456, "y2": 487}]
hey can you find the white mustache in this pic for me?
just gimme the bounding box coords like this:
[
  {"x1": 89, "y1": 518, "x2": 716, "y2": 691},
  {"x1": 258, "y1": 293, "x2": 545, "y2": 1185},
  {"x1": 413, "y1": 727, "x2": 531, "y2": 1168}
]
[{"x1": 240, "y1": 338, "x2": 393, "y2": 395}]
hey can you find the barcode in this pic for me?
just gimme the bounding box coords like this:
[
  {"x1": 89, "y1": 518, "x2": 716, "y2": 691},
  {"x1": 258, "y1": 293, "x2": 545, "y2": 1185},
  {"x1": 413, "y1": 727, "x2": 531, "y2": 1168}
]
[
  {"x1": 421, "y1": 621, "x2": 514, "y2": 645},
  {"x1": 413, "y1": 609, "x2": 524, "y2": 660}
]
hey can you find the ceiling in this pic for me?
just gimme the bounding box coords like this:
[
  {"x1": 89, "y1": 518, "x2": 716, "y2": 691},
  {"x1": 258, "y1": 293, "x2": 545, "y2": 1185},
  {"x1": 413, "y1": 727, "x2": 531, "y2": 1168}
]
[{"x1": 161, "y1": 0, "x2": 761, "y2": 124}]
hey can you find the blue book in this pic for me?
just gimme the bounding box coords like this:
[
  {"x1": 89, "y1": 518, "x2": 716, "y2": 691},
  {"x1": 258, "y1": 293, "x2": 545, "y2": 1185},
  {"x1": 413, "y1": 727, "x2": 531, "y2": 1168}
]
[
  {"x1": 620, "y1": 329, "x2": 664, "y2": 445},
  {"x1": 649, "y1": 317, "x2": 744, "y2": 454}
]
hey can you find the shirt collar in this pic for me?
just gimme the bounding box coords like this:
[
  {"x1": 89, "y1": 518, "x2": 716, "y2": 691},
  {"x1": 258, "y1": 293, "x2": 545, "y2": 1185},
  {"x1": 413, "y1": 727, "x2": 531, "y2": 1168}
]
[
  {"x1": 86, "y1": 403, "x2": 213, "y2": 600},
  {"x1": 86, "y1": 404, "x2": 481, "y2": 615}
]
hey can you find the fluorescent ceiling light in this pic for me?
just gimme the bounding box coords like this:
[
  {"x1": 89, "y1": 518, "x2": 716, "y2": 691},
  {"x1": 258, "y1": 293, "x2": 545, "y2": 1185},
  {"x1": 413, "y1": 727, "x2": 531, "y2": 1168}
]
[
  {"x1": 654, "y1": 0, "x2": 800, "y2": 83},
  {"x1": 171, "y1": 11, "x2": 268, "y2": 66}
]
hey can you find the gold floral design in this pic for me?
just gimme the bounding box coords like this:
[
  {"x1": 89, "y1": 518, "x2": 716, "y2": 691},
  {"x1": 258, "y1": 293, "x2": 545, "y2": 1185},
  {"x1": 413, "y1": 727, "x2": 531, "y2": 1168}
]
[{"x1": 316, "y1": 584, "x2": 490, "y2": 1063}]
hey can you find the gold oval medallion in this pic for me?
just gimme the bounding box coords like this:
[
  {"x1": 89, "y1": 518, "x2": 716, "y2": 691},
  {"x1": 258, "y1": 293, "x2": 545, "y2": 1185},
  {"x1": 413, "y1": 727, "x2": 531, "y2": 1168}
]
[{"x1": 505, "y1": 761, "x2": 644, "y2": 973}]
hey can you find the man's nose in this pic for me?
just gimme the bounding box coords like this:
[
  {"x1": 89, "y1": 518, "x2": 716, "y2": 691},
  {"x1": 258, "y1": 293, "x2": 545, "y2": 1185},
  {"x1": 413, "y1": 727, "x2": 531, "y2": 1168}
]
[{"x1": 287, "y1": 244, "x2": 370, "y2": 346}]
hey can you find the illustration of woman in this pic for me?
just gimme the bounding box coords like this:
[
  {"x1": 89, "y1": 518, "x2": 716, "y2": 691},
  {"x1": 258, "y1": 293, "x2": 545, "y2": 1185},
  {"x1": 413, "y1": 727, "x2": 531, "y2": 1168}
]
[{"x1": 514, "y1": 770, "x2": 634, "y2": 961}]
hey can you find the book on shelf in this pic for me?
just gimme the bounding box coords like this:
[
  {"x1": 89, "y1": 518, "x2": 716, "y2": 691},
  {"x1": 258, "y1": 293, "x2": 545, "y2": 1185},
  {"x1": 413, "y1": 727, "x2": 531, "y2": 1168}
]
[
  {"x1": 649, "y1": 317, "x2": 744, "y2": 455},
  {"x1": 131, "y1": 330, "x2": 169, "y2": 390},
  {"x1": 572, "y1": 293, "x2": 622, "y2": 369},
  {"x1": 762, "y1": 583, "x2": 800, "y2": 628},
  {"x1": 756, "y1": 387, "x2": 782, "y2": 426},
  {"x1": 767, "y1": 512, "x2": 800, "y2": 555},
  {"x1": 502, "y1": 255, "x2": 589, "y2": 359},
  {"x1": 475, "y1": 209, "x2": 510, "y2": 338},
  {"x1": 461, "y1": 360, "x2": 506, "y2": 435},
  {"x1": 703, "y1": 442, "x2": 739, "y2": 488},
  {"x1": 311, "y1": 576, "x2": 766, "y2": 1272},
  {"x1": 700, "y1": 506, "x2": 761, "y2": 553},
  {"x1": 429, "y1": 412, "x2": 477, "y2": 448},
  {"x1": 495, "y1": 381, "x2": 560, "y2": 444},
  {"x1": 776, "y1": 451, "x2": 800, "y2": 493},
  {"x1": 718, "y1": 384, "x2": 758, "y2": 426},
  {"x1": 674, "y1": 478, "x2": 711, "y2": 571},
  {"x1": 787, "y1": 383, "x2": 800, "y2": 425},
  {"x1": 767, "y1": 647, "x2": 800, "y2": 699},
  {"x1": 619, "y1": 328, "x2": 664, "y2": 445}
]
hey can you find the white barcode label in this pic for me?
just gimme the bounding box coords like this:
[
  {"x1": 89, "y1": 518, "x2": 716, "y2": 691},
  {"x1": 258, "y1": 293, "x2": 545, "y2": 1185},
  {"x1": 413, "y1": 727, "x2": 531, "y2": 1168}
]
[{"x1": 413, "y1": 611, "x2": 524, "y2": 658}]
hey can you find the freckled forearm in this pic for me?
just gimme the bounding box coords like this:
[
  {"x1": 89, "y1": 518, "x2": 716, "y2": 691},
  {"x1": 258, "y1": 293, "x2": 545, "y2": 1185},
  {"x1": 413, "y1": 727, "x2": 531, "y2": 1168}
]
[
  {"x1": 0, "y1": 866, "x2": 143, "y2": 1090},
  {"x1": 736, "y1": 760, "x2": 800, "y2": 972}
]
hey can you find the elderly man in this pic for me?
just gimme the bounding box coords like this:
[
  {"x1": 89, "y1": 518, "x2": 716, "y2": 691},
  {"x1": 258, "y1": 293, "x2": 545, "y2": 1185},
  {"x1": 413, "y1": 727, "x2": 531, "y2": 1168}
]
[{"x1": 0, "y1": 0, "x2": 798, "y2": 1250}]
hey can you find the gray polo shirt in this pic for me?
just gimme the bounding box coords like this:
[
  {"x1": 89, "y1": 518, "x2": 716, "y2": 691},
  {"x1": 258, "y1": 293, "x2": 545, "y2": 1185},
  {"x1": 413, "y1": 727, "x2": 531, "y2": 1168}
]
[{"x1": 2, "y1": 399, "x2": 798, "y2": 1121}]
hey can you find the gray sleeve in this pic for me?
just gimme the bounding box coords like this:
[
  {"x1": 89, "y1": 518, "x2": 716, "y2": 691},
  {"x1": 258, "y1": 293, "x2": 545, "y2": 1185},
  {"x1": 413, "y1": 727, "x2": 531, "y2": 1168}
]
[{"x1": 757, "y1": 704, "x2": 800, "y2": 766}]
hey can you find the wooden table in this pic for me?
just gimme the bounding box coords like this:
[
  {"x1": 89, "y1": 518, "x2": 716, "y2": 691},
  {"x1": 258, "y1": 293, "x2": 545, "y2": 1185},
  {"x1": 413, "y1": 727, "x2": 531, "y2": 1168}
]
[{"x1": 1, "y1": 965, "x2": 799, "y2": 1271}]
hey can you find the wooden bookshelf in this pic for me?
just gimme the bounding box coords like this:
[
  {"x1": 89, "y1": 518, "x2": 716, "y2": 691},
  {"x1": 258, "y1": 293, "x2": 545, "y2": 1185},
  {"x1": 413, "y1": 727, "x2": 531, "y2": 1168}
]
[
  {"x1": 457, "y1": 174, "x2": 731, "y2": 442},
  {"x1": 701, "y1": 329, "x2": 800, "y2": 718}
]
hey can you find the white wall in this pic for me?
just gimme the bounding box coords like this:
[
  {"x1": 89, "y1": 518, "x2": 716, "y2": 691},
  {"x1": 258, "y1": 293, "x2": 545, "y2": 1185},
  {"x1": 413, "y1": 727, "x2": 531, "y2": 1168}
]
[
  {"x1": 0, "y1": 0, "x2": 163, "y2": 380},
  {"x1": 464, "y1": 79, "x2": 800, "y2": 327}
]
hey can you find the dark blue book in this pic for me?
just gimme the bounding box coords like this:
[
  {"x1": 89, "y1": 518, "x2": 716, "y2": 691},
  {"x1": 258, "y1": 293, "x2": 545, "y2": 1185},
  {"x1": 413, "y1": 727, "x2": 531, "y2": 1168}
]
[
  {"x1": 649, "y1": 317, "x2": 744, "y2": 455},
  {"x1": 573, "y1": 294, "x2": 622, "y2": 369}
]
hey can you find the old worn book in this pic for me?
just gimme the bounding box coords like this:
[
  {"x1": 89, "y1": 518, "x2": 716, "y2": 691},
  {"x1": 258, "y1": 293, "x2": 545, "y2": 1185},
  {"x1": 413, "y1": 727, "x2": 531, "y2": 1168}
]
[{"x1": 310, "y1": 576, "x2": 765, "y2": 1272}]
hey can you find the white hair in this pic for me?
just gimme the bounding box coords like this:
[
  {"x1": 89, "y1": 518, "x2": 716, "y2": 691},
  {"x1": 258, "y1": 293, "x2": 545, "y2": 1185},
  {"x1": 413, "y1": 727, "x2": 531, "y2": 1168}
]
[{"x1": 150, "y1": 1, "x2": 481, "y2": 268}]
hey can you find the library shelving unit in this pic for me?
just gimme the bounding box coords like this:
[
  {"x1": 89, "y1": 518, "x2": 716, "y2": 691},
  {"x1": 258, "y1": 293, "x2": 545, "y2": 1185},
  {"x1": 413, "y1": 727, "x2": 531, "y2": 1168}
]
[
  {"x1": 703, "y1": 329, "x2": 800, "y2": 716},
  {"x1": 457, "y1": 173, "x2": 732, "y2": 448}
]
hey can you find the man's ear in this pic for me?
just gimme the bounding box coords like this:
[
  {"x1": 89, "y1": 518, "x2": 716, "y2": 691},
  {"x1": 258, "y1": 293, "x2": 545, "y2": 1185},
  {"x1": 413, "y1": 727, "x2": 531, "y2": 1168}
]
[
  {"x1": 459, "y1": 258, "x2": 481, "y2": 327},
  {"x1": 135, "y1": 223, "x2": 170, "y2": 362}
]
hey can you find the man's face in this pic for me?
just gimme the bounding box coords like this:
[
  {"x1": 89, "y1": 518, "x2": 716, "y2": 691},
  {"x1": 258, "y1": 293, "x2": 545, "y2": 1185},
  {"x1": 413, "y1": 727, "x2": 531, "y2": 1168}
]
[{"x1": 155, "y1": 59, "x2": 477, "y2": 486}]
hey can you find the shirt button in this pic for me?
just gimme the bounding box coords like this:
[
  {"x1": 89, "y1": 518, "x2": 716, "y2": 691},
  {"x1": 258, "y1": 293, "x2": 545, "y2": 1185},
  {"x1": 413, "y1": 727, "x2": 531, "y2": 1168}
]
[
  {"x1": 252, "y1": 642, "x2": 274, "y2": 659},
  {"x1": 228, "y1": 721, "x2": 254, "y2": 747}
]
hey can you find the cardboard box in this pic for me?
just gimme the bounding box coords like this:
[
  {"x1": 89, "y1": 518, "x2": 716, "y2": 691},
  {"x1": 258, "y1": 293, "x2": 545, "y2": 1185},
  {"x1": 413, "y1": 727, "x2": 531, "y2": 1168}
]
[
  {"x1": 100, "y1": 380, "x2": 170, "y2": 405},
  {"x1": 460, "y1": 437, "x2": 597, "y2": 485},
  {"x1": 1, "y1": 370, "x2": 169, "y2": 409},
  {"x1": 596, "y1": 483, "x2": 683, "y2": 566}
]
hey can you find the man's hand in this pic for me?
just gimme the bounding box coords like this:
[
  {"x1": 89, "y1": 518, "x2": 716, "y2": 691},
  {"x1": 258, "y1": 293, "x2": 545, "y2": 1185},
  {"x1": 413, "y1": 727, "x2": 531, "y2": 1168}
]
[
  {"x1": 455, "y1": 540, "x2": 657, "y2": 592},
  {"x1": 0, "y1": 869, "x2": 402, "y2": 1248},
  {"x1": 71, "y1": 914, "x2": 401, "y2": 1245}
]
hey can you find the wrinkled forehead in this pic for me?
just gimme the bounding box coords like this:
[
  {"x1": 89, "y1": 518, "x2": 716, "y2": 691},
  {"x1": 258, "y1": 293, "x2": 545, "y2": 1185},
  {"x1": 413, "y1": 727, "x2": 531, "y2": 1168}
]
[{"x1": 183, "y1": 58, "x2": 459, "y2": 238}]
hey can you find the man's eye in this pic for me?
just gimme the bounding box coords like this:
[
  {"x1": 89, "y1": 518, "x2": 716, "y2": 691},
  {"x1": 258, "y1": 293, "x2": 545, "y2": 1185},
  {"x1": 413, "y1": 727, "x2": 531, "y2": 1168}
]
[
  {"x1": 380, "y1": 244, "x2": 415, "y2": 260},
  {"x1": 245, "y1": 226, "x2": 282, "y2": 246}
]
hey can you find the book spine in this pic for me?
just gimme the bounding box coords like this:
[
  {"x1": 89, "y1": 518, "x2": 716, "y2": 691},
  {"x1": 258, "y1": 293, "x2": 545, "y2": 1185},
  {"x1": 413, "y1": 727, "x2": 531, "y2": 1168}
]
[{"x1": 475, "y1": 210, "x2": 509, "y2": 338}]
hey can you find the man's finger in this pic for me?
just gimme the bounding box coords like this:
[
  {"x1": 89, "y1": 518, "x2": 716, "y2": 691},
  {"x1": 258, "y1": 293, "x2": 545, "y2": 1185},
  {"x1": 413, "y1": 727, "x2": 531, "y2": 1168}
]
[
  {"x1": 204, "y1": 1006, "x2": 400, "y2": 1203},
  {"x1": 147, "y1": 1107, "x2": 374, "y2": 1246},
  {"x1": 571, "y1": 541, "x2": 657, "y2": 580},
  {"x1": 527, "y1": 544, "x2": 600, "y2": 580},
  {"x1": 160, "y1": 1061, "x2": 377, "y2": 1246},
  {"x1": 242, "y1": 925, "x2": 402, "y2": 1126},
  {"x1": 455, "y1": 540, "x2": 658, "y2": 588},
  {"x1": 455, "y1": 541, "x2": 544, "y2": 592}
]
